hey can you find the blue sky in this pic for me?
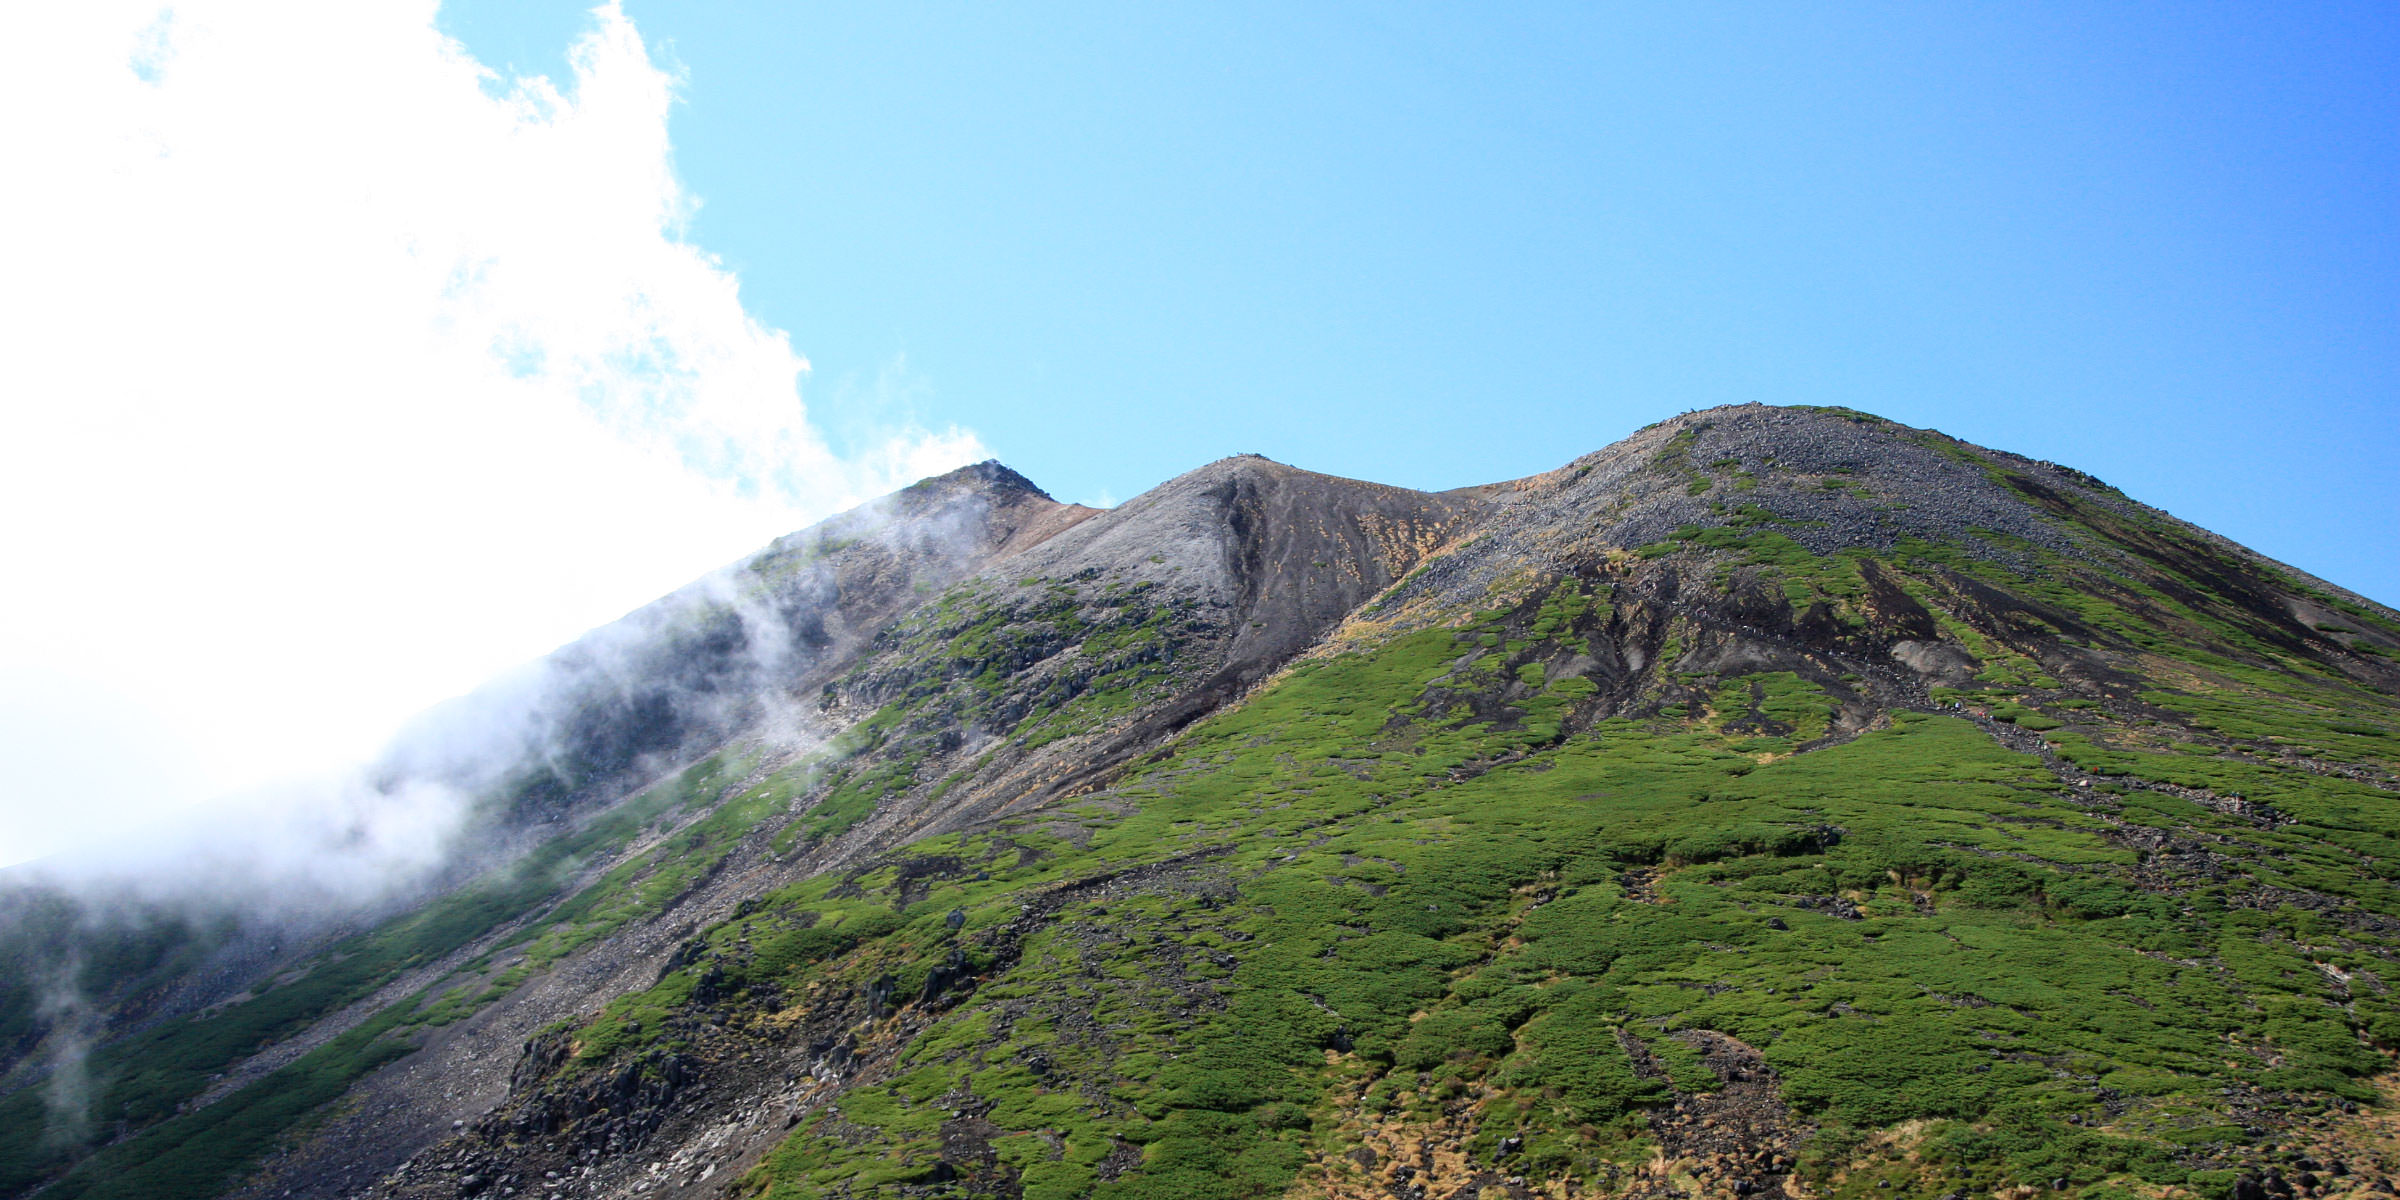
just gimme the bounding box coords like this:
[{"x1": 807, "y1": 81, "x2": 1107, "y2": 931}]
[
  {"x1": 445, "y1": 1, "x2": 2397, "y2": 603},
  {"x1": 0, "y1": 3, "x2": 2390, "y2": 868}
]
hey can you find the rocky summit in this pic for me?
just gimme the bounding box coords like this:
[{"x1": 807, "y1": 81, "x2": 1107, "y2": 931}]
[{"x1": 6, "y1": 404, "x2": 2400, "y2": 1200}]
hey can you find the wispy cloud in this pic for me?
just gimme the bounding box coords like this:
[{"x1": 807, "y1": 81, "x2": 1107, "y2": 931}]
[{"x1": 0, "y1": 1, "x2": 984, "y2": 865}]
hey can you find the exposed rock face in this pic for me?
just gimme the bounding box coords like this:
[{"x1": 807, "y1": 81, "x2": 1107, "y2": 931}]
[
  {"x1": 8, "y1": 405, "x2": 2400, "y2": 1200},
  {"x1": 861, "y1": 454, "x2": 1489, "y2": 821},
  {"x1": 1013, "y1": 454, "x2": 1484, "y2": 688}
]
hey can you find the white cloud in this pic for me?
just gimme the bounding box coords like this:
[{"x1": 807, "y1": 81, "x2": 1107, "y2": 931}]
[{"x1": 0, "y1": 1, "x2": 984, "y2": 866}]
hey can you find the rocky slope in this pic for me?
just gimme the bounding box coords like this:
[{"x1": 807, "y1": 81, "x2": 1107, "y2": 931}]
[{"x1": 6, "y1": 404, "x2": 2400, "y2": 1200}]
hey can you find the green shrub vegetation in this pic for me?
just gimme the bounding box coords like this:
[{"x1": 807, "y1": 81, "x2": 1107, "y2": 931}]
[
  {"x1": 17, "y1": 415, "x2": 2400, "y2": 1200},
  {"x1": 518, "y1": 591, "x2": 2400, "y2": 1200}
]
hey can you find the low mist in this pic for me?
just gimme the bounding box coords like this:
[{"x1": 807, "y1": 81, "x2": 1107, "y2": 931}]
[{"x1": 14, "y1": 772, "x2": 475, "y2": 920}]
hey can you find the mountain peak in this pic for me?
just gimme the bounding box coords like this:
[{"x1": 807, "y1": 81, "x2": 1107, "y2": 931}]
[{"x1": 898, "y1": 458, "x2": 1053, "y2": 503}]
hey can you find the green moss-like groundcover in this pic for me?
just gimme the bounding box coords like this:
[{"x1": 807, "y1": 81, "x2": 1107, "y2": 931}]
[{"x1": 512, "y1": 618, "x2": 2400, "y2": 1200}]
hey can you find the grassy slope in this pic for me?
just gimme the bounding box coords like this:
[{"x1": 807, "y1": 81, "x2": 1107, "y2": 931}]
[{"x1": 518, "y1": 533, "x2": 2400, "y2": 1200}]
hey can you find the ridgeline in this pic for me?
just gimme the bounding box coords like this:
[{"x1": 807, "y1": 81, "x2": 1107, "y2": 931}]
[{"x1": 6, "y1": 405, "x2": 2400, "y2": 1200}]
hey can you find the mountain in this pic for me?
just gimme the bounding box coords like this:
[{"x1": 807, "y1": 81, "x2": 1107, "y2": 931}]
[{"x1": 5, "y1": 403, "x2": 2399, "y2": 1200}]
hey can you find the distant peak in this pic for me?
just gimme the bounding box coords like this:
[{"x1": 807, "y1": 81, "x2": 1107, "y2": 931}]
[
  {"x1": 1197, "y1": 452, "x2": 1296, "y2": 475},
  {"x1": 905, "y1": 459, "x2": 1054, "y2": 503}
]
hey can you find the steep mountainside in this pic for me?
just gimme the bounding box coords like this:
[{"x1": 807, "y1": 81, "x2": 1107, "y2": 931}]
[{"x1": 6, "y1": 405, "x2": 2400, "y2": 1200}]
